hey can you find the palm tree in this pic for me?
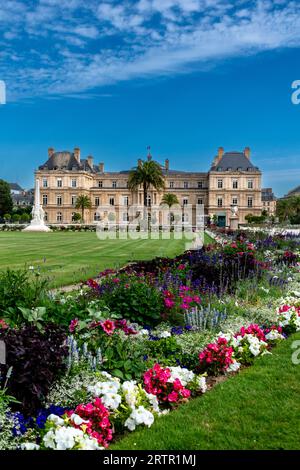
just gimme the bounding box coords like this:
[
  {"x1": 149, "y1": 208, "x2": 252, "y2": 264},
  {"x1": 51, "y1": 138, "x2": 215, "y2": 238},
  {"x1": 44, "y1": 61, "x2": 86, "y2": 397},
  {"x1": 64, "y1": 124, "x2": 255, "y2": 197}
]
[
  {"x1": 276, "y1": 198, "x2": 294, "y2": 222},
  {"x1": 161, "y1": 193, "x2": 179, "y2": 207},
  {"x1": 75, "y1": 195, "x2": 91, "y2": 224},
  {"x1": 128, "y1": 159, "x2": 165, "y2": 221}
]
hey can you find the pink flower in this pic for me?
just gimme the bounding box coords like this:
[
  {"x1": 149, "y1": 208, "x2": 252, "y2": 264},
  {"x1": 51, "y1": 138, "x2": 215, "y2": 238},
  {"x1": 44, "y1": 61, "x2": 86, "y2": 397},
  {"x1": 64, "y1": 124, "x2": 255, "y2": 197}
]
[
  {"x1": 69, "y1": 318, "x2": 79, "y2": 333},
  {"x1": 101, "y1": 319, "x2": 116, "y2": 335},
  {"x1": 167, "y1": 391, "x2": 179, "y2": 403},
  {"x1": 181, "y1": 388, "x2": 191, "y2": 398},
  {"x1": 178, "y1": 264, "x2": 186, "y2": 270},
  {"x1": 0, "y1": 319, "x2": 8, "y2": 329}
]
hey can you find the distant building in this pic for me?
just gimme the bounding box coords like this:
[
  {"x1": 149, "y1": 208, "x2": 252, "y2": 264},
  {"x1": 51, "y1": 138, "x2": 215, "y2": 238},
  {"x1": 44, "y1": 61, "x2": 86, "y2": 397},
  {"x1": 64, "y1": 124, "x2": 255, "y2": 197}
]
[
  {"x1": 35, "y1": 146, "x2": 263, "y2": 227},
  {"x1": 261, "y1": 188, "x2": 277, "y2": 216},
  {"x1": 9, "y1": 183, "x2": 34, "y2": 208},
  {"x1": 284, "y1": 185, "x2": 300, "y2": 198}
]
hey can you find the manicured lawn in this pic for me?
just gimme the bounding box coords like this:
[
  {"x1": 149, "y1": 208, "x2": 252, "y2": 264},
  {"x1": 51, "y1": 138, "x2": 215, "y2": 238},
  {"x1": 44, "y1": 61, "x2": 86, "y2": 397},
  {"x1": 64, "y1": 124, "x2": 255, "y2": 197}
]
[
  {"x1": 0, "y1": 232, "x2": 210, "y2": 287},
  {"x1": 112, "y1": 333, "x2": 300, "y2": 450}
]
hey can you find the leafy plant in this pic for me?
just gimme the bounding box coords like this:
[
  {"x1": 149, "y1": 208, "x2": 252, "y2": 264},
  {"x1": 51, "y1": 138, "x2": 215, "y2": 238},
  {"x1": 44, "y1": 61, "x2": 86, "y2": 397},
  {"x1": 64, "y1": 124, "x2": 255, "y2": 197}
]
[{"x1": 0, "y1": 324, "x2": 68, "y2": 415}]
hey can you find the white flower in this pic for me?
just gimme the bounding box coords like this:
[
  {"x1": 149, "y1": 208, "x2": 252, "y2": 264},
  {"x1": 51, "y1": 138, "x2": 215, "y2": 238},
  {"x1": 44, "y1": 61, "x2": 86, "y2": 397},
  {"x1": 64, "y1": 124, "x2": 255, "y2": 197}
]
[
  {"x1": 196, "y1": 376, "x2": 207, "y2": 393},
  {"x1": 158, "y1": 331, "x2": 171, "y2": 338},
  {"x1": 227, "y1": 361, "x2": 241, "y2": 373},
  {"x1": 125, "y1": 406, "x2": 154, "y2": 431},
  {"x1": 138, "y1": 329, "x2": 150, "y2": 336},
  {"x1": 70, "y1": 414, "x2": 89, "y2": 426},
  {"x1": 101, "y1": 392, "x2": 122, "y2": 410},
  {"x1": 145, "y1": 393, "x2": 160, "y2": 412},
  {"x1": 265, "y1": 330, "x2": 285, "y2": 341},
  {"x1": 169, "y1": 366, "x2": 194, "y2": 386},
  {"x1": 88, "y1": 379, "x2": 120, "y2": 397},
  {"x1": 47, "y1": 414, "x2": 64, "y2": 426},
  {"x1": 21, "y1": 443, "x2": 40, "y2": 450},
  {"x1": 43, "y1": 426, "x2": 84, "y2": 450}
]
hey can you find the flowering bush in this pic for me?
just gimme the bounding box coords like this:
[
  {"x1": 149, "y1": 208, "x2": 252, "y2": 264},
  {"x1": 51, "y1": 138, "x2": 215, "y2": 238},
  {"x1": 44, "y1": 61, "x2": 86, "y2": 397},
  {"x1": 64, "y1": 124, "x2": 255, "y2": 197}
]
[
  {"x1": 198, "y1": 337, "x2": 235, "y2": 375},
  {"x1": 143, "y1": 364, "x2": 206, "y2": 406},
  {"x1": 277, "y1": 305, "x2": 300, "y2": 334}
]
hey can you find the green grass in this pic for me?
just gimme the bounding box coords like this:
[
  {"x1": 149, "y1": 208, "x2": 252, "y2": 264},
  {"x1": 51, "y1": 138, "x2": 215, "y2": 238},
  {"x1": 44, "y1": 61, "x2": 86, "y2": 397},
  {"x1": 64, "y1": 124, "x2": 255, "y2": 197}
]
[
  {"x1": 112, "y1": 333, "x2": 300, "y2": 450},
  {"x1": 0, "y1": 232, "x2": 210, "y2": 288}
]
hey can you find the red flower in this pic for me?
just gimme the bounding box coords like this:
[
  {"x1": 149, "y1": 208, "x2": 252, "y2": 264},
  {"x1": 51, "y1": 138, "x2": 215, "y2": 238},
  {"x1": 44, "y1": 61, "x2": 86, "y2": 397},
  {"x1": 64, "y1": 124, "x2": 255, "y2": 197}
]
[
  {"x1": 100, "y1": 319, "x2": 116, "y2": 335},
  {"x1": 0, "y1": 319, "x2": 9, "y2": 329},
  {"x1": 69, "y1": 318, "x2": 79, "y2": 333}
]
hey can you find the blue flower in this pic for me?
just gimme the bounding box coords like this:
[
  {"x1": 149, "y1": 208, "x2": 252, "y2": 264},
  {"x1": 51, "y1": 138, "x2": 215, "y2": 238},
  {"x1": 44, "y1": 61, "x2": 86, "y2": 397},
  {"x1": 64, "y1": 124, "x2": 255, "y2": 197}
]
[{"x1": 36, "y1": 405, "x2": 66, "y2": 429}]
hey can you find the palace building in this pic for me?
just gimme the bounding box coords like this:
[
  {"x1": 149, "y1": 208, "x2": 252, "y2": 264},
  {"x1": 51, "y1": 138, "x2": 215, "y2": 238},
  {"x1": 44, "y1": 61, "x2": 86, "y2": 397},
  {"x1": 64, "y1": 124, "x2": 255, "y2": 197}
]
[{"x1": 35, "y1": 146, "x2": 263, "y2": 227}]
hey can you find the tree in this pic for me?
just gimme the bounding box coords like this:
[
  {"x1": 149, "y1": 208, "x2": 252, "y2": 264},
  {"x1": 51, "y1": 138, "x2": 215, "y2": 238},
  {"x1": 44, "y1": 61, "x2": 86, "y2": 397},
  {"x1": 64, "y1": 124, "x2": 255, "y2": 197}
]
[
  {"x1": 0, "y1": 180, "x2": 13, "y2": 217},
  {"x1": 276, "y1": 198, "x2": 296, "y2": 222},
  {"x1": 3, "y1": 214, "x2": 11, "y2": 223},
  {"x1": 72, "y1": 212, "x2": 82, "y2": 223},
  {"x1": 12, "y1": 213, "x2": 21, "y2": 224},
  {"x1": 161, "y1": 193, "x2": 179, "y2": 207},
  {"x1": 75, "y1": 195, "x2": 91, "y2": 224},
  {"x1": 128, "y1": 159, "x2": 165, "y2": 224}
]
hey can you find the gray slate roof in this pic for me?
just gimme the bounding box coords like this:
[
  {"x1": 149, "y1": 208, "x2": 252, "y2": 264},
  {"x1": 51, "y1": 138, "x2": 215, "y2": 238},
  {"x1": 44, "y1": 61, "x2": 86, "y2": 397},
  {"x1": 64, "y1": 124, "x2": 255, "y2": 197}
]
[
  {"x1": 286, "y1": 185, "x2": 300, "y2": 197},
  {"x1": 9, "y1": 182, "x2": 24, "y2": 191},
  {"x1": 39, "y1": 151, "x2": 98, "y2": 173},
  {"x1": 210, "y1": 151, "x2": 260, "y2": 172}
]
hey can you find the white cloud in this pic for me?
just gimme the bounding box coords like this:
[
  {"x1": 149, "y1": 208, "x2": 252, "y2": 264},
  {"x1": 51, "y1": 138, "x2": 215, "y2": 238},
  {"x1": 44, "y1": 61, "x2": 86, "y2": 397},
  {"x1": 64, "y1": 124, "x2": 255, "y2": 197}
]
[{"x1": 1, "y1": 0, "x2": 300, "y2": 100}]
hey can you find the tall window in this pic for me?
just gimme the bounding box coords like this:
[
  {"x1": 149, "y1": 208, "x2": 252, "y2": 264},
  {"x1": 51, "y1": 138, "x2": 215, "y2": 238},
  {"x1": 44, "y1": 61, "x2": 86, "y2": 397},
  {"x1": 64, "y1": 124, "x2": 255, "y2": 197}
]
[
  {"x1": 109, "y1": 197, "x2": 115, "y2": 206},
  {"x1": 57, "y1": 195, "x2": 62, "y2": 206},
  {"x1": 184, "y1": 181, "x2": 188, "y2": 189},
  {"x1": 95, "y1": 196, "x2": 100, "y2": 206},
  {"x1": 232, "y1": 179, "x2": 238, "y2": 189},
  {"x1": 169, "y1": 181, "x2": 174, "y2": 189},
  {"x1": 71, "y1": 195, "x2": 77, "y2": 206},
  {"x1": 197, "y1": 198, "x2": 203, "y2": 205},
  {"x1": 42, "y1": 178, "x2": 48, "y2": 188},
  {"x1": 217, "y1": 197, "x2": 223, "y2": 207},
  {"x1": 248, "y1": 196, "x2": 253, "y2": 208},
  {"x1": 57, "y1": 212, "x2": 62, "y2": 222},
  {"x1": 232, "y1": 197, "x2": 238, "y2": 205},
  {"x1": 217, "y1": 179, "x2": 223, "y2": 189},
  {"x1": 112, "y1": 181, "x2": 117, "y2": 188},
  {"x1": 123, "y1": 196, "x2": 129, "y2": 206},
  {"x1": 198, "y1": 181, "x2": 203, "y2": 189},
  {"x1": 57, "y1": 178, "x2": 63, "y2": 188},
  {"x1": 123, "y1": 212, "x2": 129, "y2": 222},
  {"x1": 71, "y1": 178, "x2": 77, "y2": 188},
  {"x1": 248, "y1": 179, "x2": 253, "y2": 189},
  {"x1": 42, "y1": 194, "x2": 48, "y2": 206},
  {"x1": 183, "y1": 198, "x2": 188, "y2": 206},
  {"x1": 147, "y1": 195, "x2": 151, "y2": 207},
  {"x1": 44, "y1": 212, "x2": 48, "y2": 222},
  {"x1": 98, "y1": 181, "x2": 103, "y2": 188}
]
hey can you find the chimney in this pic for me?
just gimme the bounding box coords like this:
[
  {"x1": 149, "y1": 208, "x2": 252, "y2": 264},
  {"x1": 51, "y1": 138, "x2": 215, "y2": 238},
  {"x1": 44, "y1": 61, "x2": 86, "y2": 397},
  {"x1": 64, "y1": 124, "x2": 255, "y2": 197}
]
[
  {"x1": 213, "y1": 147, "x2": 224, "y2": 167},
  {"x1": 138, "y1": 159, "x2": 142, "y2": 168},
  {"x1": 48, "y1": 147, "x2": 55, "y2": 158},
  {"x1": 244, "y1": 147, "x2": 251, "y2": 159},
  {"x1": 74, "y1": 147, "x2": 80, "y2": 162},
  {"x1": 99, "y1": 162, "x2": 104, "y2": 173},
  {"x1": 165, "y1": 159, "x2": 169, "y2": 171},
  {"x1": 87, "y1": 156, "x2": 93, "y2": 168}
]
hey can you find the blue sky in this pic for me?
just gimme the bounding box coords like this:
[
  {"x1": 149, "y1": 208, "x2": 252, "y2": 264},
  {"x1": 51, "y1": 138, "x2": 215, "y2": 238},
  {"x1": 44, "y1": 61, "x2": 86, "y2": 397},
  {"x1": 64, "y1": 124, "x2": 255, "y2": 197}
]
[{"x1": 0, "y1": 0, "x2": 300, "y2": 196}]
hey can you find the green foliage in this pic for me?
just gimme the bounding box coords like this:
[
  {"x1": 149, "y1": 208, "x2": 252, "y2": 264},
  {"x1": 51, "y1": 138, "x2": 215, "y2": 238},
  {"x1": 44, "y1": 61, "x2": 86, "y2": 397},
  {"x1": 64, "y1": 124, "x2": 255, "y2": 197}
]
[
  {"x1": 101, "y1": 278, "x2": 164, "y2": 325},
  {"x1": 0, "y1": 269, "x2": 48, "y2": 323},
  {"x1": 75, "y1": 195, "x2": 92, "y2": 224},
  {"x1": 0, "y1": 180, "x2": 13, "y2": 218},
  {"x1": 128, "y1": 159, "x2": 165, "y2": 208}
]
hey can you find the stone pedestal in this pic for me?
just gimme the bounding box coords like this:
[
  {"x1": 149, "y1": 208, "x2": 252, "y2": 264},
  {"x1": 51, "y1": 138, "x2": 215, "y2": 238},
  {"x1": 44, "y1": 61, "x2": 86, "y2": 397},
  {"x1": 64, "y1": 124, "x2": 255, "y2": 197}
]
[
  {"x1": 229, "y1": 216, "x2": 239, "y2": 230},
  {"x1": 23, "y1": 179, "x2": 51, "y2": 232}
]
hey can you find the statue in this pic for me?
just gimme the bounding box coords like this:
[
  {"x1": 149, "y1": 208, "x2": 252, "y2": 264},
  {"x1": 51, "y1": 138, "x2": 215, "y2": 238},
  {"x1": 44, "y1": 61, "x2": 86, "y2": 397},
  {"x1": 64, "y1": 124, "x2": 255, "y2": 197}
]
[
  {"x1": 23, "y1": 179, "x2": 51, "y2": 232},
  {"x1": 230, "y1": 204, "x2": 238, "y2": 216}
]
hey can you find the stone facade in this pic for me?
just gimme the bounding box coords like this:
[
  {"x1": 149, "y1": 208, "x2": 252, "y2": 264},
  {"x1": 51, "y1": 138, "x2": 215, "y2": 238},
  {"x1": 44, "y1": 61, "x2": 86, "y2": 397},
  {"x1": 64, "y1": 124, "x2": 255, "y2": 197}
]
[
  {"x1": 261, "y1": 188, "x2": 277, "y2": 216},
  {"x1": 35, "y1": 146, "x2": 263, "y2": 227}
]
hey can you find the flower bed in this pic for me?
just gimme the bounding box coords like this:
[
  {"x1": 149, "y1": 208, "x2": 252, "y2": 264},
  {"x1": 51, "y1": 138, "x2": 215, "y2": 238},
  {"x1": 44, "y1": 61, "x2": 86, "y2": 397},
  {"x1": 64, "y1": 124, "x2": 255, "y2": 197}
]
[{"x1": 1, "y1": 229, "x2": 300, "y2": 450}]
